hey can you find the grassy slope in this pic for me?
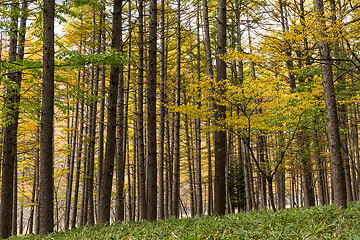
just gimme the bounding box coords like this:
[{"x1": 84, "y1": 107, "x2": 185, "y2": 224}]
[{"x1": 11, "y1": 202, "x2": 360, "y2": 239}]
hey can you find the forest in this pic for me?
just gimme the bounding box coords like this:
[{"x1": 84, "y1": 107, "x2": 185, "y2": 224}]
[{"x1": 0, "y1": 0, "x2": 359, "y2": 238}]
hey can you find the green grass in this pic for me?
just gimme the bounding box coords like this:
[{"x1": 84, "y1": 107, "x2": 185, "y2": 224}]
[{"x1": 11, "y1": 202, "x2": 360, "y2": 239}]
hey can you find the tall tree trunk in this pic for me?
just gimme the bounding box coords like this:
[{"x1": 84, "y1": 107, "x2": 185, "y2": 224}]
[
  {"x1": 123, "y1": 0, "x2": 132, "y2": 221},
  {"x1": 71, "y1": 71, "x2": 85, "y2": 229},
  {"x1": 80, "y1": 105, "x2": 89, "y2": 226},
  {"x1": 158, "y1": 0, "x2": 166, "y2": 220},
  {"x1": 214, "y1": 0, "x2": 227, "y2": 215},
  {"x1": 172, "y1": 0, "x2": 181, "y2": 218},
  {"x1": 313, "y1": 0, "x2": 347, "y2": 209},
  {"x1": 207, "y1": 121, "x2": 213, "y2": 215},
  {"x1": 115, "y1": 1, "x2": 125, "y2": 222},
  {"x1": 328, "y1": 0, "x2": 353, "y2": 203},
  {"x1": 99, "y1": 0, "x2": 122, "y2": 223},
  {"x1": 169, "y1": 114, "x2": 175, "y2": 217},
  {"x1": 132, "y1": 88, "x2": 139, "y2": 220},
  {"x1": 0, "y1": 1, "x2": 18, "y2": 237},
  {"x1": 314, "y1": 117, "x2": 327, "y2": 206},
  {"x1": 185, "y1": 115, "x2": 196, "y2": 217},
  {"x1": 12, "y1": 153, "x2": 18, "y2": 236},
  {"x1": 34, "y1": 124, "x2": 40, "y2": 234},
  {"x1": 165, "y1": 111, "x2": 172, "y2": 219},
  {"x1": 299, "y1": 130, "x2": 315, "y2": 207},
  {"x1": 195, "y1": 0, "x2": 203, "y2": 216},
  {"x1": 226, "y1": 130, "x2": 233, "y2": 214},
  {"x1": 12, "y1": 2, "x2": 28, "y2": 234},
  {"x1": 28, "y1": 127, "x2": 40, "y2": 234},
  {"x1": 137, "y1": 0, "x2": 146, "y2": 220},
  {"x1": 64, "y1": 94, "x2": 78, "y2": 229},
  {"x1": 339, "y1": 105, "x2": 353, "y2": 202},
  {"x1": 97, "y1": 8, "x2": 106, "y2": 221},
  {"x1": 296, "y1": 0, "x2": 316, "y2": 208},
  {"x1": 202, "y1": 0, "x2": 214, "y2": 78},
  {"x1": 147, "y1": 0, "x2": 158, "y2": 221},
  {"x1": 350, "y1": 105, "x2": 359, "y2": 201},
  {"x1": 115, "y1": 67, "x2": 125, "y2": 222},
  {"x1": 279, "y1": 0, "x2": 296, "y2": 91},
  {"x1": 39, "y1": 0, "x2": 55, "y2": 234},
  {"x1": 202, "y1": 0, "x2": 214, "y2": 216},
  {"x1": 85, "y1": 11, "x2": 101, "y2": 226}
]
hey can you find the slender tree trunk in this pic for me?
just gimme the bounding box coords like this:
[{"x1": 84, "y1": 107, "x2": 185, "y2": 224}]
[
  {"x1": 97, "y1": 8, "x2": 106, "y2": 221},
  {"x1": 39, "y1": 0, "x2": 55, "y2": 234},
  {"x1": 80, "y1": 105, "x2": 89, "y2": 226},
  {"x1": 34, "y1": 124, "x2": 40, "y2": 234},
  {"x1": 115, "y1": 1, "x2": 125, "y2": 222},
  {"x1": 355, "y1": 104, "x2": 360, "y2": 199},
  {"x1": 158, "y1": 0, "x2": 166, "y2": 220},
  {"x1": 314, "y1": 117, "x2": 326, "y2": 206},
  {"x1": 214, "y1": 0, "x2": 227, "y2": 215},
  {"x1": 257, "y1": 135, "x2": 267, "y2": 209},
  {"x1": 207, "y1": 121, "x2": 213, "y2": 215},
  {"x1": 279, "y1": 0, "x2": 296, "y2": 91},
  {"x1": 226, "y1": 131, "x2": 233, "y2": 214},
  {"x1": 351, "y1": 105, "x2": 359, "y2": 201},
  {"x1": 64, "y1": 84, "x2": 79, "y2": 229},
  {"x1": 300, "y1": 130, "x2": 315, "y2": 207},
  {"x1": 202, "y1": 0, "x2": 214, "y2": 78},
  {"x1": 185, "y1": 115, "x2": 195, "y2": 217},
  {"x1": 12, "y1": 154, "x2": 17, "y2": 236},
  {"x1": 85, "y1": 11, "x2": 100, "y2": 226},
  {"x1": 172, "y1": 0, "x2": 181, "y2": 218},
  {"x1": 313, "y1": 0, "x2": 347, "y2": 209},
  {"x1": 195, "y1": 0, "x2": 203, "y2": 215},
  {"x1": 124, "y1": 0, "x2": 132, "y2": 221},
  {"x1": 71, "y1": 71, "x2": 85, "y2": 228},
  {"x1": 137, "y1": 0, "x2": 146, "y2": 220},
  {"x1": 147, "y1": 0, "x2": 158, "y2": 221},
  {"x1": 132, "y1": 88, "x2": 138, "y2": 220},
  {"x1": 169, "y1": 115, "x2": 175, "y2": 217},
  {"x1": 28, "y1": 128, "x2": 40, "y2": 234},
  {"x1": 99, "y1": 0, "x2": 122, "y2": 223},
  {"x1": 339, "y1": 105, "x2": 353, "y2": 202},
  {"x1": 165, "y1": 112, "x2": 172, "y2": 219},
  {"x1": 242, "y1": 137, "x2": 252, "y2": 211},
  {"x1": 116, "y1": 67, "x2": 125, "y2": 222},
  {"x1": 202, "y1": 0, "x2": 214, "y2": 216},
  {"x1": 12, "y1": 2, "x2": 28, "y2": 234},
  {"x1": 0, "y1": 1, "x2": 18, "y2": 237}
]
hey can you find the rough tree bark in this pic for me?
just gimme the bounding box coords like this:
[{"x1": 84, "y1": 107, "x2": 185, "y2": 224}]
[
  {"x1": 137, "y1": 0, "x2": 147, "y2": 220},
  {"x1": 214, "y1": 0, "x2": 227, "y2": 215},
  {"x1": 195, "y1": 0, "x2": 203, "y2": 215},
  {"x1": 0, "y1": 1, "x2": 18, "y2": 237},
  {"x1": 97, "y1": 8, "x2": 106, "y2": 220},
  {"x1": 115, "y1": 1, "x2": 125, "y2": 222},
  {"x1": 147, "y1": 0, "x2": 158, "y2": 221},
  {"x1": 313, "y1": 0, "x2": 347, "y2": 209},
  {"x1": 158, "y1": 0, "x2": 166, "y2": 220},
  {"x1": 99, "y1": 0, "x2": 122, "y2": 223},
  {"x1": 172, "y1": 0, "x2": 181, "y2": 218},
  {"x1": 39, "y1": 0, "x2": 55, "y2": 234}
]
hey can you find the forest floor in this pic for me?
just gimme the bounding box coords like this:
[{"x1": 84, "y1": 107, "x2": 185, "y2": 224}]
[{"x1": 10, "y1": 202, "x2": 360, "y2": 239}]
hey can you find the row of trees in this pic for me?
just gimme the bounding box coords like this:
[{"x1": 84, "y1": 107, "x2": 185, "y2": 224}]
[{"x1": 0, "y1": 0, "x2": 359, "y2": 237}]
